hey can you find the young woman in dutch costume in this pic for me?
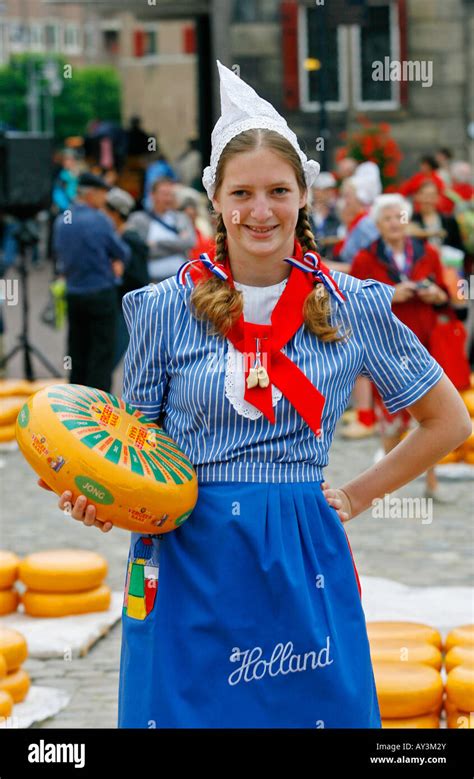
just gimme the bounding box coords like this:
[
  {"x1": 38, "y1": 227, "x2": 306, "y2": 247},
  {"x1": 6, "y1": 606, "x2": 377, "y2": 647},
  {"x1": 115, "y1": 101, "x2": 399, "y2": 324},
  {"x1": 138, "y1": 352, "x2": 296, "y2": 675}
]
[{"x1": 44, "y1": 62, "x2": 470, "y2": 728}]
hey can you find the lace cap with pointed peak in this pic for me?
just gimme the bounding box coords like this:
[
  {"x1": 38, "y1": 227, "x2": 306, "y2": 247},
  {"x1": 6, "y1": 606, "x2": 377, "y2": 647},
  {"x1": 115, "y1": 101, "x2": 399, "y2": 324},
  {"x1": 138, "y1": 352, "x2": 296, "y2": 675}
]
[{"x1": 202, "y1": 60, "x2": 320, "y2": 200}]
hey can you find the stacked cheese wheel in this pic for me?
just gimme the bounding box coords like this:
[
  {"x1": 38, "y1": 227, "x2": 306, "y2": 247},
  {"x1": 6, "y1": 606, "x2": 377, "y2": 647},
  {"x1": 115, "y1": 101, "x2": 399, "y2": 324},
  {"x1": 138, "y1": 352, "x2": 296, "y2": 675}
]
[
  {"x1": 0, "y1": 628, "x2": 30, "y2": 720},
  {"x1": 0, "y1": 379, "x2": 66, "y2": 443},
  {"x1": 368, "y1": 622, "x2": 444, "y2": 728},
  {"x1": 443, "y1": 624, "x2": 474, "y2": 729},
  {"x1": 0, "y1": 551, "x2": 20, "y2": 615},
  {"x1": 438, "y1": 381, "x2": 474, "y2": 465},
  {"x1": 19, "y1": 550, "x2": 111, "y2": 617}
]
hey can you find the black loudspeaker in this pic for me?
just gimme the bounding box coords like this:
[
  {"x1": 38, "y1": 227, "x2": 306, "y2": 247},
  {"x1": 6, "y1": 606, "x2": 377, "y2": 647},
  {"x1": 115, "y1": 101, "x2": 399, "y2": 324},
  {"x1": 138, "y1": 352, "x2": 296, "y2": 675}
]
[{"x1": 0, "y1": 132, "x2": 53, "y2": 216}]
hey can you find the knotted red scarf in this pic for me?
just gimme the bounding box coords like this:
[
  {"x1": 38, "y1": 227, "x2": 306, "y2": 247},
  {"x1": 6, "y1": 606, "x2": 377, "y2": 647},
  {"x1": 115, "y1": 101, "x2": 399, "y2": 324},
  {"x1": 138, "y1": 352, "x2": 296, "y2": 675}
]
[{"x1": 177, "y1": 239, "x2": 346, "y2": 436}]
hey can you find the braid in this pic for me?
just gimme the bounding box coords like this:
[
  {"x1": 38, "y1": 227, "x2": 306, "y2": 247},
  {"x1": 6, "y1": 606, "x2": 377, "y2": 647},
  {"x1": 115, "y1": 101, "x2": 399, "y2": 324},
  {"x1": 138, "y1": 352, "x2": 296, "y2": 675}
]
[
  {"x1": 296, "y1": 205, "x2": 348, "y2": 343},
  {"x1": 189, "y1": 213, "x2": 243, "y2": 336},
  {"x1": 295, "y1": 206, "x2": 318, "y2": 254}
]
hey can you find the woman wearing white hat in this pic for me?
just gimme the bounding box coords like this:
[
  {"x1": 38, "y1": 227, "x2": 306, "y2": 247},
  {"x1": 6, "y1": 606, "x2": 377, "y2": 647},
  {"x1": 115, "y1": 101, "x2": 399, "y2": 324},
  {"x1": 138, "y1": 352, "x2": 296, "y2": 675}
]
[{"x1": 50, "y1": 61, "x2": 471, "y2": 728}]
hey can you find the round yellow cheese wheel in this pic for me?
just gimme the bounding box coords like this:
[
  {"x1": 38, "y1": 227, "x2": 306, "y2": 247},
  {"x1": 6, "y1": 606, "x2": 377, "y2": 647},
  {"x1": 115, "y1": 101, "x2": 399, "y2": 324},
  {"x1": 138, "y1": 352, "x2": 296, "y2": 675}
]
[
  {"x1": 369, "y1": 638, "x2": 442, "y2": 670},
  {"x1": 0, "y1": 550, "x2": 20, "y2": 588},
  {"x1": 460, "y1": 388, "x2": 474, "y2": 416},
  {"x1": 367, "y1": 621, "x2": 442, "y2": 650},
  {"x1": 0, "y1": 589, "x2": 19, "y2": 615},
  {"x1": 0, "y1": 628, "x2": 28, "y2": 672},
  {"x1": 0, "y1": 668, "x2": 30, "y2": 703},
  {"x1": 445, "y1": 645, "x2": 474, "y2": 673},
  {"x1": 0, "y1": 424, "x2": 17, "y2": 443},
  {"x1": 22, "y1": 583, "x2": 111, "y2": 617},
  {"x1": 382, "y1": 713, "x2": 440, "y2": 729},
  {"x1": 446, "y1": 665, "x2": 474, "y2": 711},
  {"x1": 461, "y1": 420, "x2": 474, "y2": 451},
  {"x1": 16, "y1": 384, "x2": 198, "y2": 533},
  {"x1": 19, "y1": 549, "x2": 107, "y2": 593},
  {"x1": 464, "y1": 450, "x2": 474, "y2": 464},
  {"x1": 0, "y1": 397, "x2": 25, "y2": 426},
  {"x1": 437, "y1": 450, "x2": 461, "y2": 465},
  {"x1": 373, "y1": 661, "x2": 443, "y2": 718},
  {"x1": 0, "y1": 689, "x2": 13, "y2": 718},
  {"x1": 447, "y1": 709, "x2": 474, "y2": 729},
  {"x1": 445, "y1": 624, "x2": 474, "y2": 652},
  {"x1": 0, "y1": 379, "x2": 33, "y2": 398},
  {"x1": 0, "y1": 654, "x2": 7, "y2": 679}
]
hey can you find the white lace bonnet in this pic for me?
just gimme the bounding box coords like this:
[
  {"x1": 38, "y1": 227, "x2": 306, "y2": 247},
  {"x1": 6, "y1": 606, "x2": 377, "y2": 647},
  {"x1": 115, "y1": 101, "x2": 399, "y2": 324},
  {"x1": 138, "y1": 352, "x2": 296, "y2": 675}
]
[{"x1": 201, "y1": 60, "x2": 320, "y2": 200}]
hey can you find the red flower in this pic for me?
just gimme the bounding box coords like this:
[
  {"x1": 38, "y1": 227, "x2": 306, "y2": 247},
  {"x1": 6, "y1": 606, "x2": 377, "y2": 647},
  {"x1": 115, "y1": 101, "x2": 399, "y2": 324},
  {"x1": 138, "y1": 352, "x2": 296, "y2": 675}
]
[
  {"x1": 384, "y1": 163, "x2": 398, "y2": 178},
  {"x1": 361, "y1": 138, "x2": 376, "y2": 156},
  {"x1": 379, "y1": 123, "x2": 391, "y2": 134},
  {"x1": 335, "y1": 147, "x2": 348, "y2": 162}
]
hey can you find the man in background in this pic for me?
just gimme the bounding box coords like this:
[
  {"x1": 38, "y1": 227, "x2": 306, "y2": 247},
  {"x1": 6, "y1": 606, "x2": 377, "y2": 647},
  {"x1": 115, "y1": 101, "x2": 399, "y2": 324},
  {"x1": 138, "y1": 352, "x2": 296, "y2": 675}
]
[{"x1": 53, "y1": 172, "x2": 131, "y2": 392}]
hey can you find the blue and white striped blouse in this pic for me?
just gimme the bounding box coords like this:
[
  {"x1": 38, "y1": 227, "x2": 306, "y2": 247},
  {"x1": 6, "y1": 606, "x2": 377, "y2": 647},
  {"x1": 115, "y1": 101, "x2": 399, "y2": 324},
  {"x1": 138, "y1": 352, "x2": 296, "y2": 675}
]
[{"x1": 121, "y1": 270, "x2": 444, "y2": 484}]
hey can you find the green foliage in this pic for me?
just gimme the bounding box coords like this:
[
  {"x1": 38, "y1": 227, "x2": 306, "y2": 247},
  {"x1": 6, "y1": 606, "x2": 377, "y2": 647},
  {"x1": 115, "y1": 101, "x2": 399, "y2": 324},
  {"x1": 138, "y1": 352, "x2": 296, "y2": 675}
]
[{"x1": 0, "y1": 54, "x2": 122, "y2": 141}]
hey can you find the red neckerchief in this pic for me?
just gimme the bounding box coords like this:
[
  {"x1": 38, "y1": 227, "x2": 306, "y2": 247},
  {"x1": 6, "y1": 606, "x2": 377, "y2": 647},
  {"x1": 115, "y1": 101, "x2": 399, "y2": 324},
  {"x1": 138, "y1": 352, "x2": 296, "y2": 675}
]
[{"x1": 181, "y1": 240, "x2": 343, "y2": 436}]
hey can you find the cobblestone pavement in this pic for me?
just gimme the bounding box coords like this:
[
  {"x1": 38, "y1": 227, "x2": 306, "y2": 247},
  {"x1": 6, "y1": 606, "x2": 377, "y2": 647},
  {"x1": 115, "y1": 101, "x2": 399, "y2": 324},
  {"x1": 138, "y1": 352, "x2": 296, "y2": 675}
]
[{"x1": 1, "y1": 261, "x2": 472, "y2": 728}]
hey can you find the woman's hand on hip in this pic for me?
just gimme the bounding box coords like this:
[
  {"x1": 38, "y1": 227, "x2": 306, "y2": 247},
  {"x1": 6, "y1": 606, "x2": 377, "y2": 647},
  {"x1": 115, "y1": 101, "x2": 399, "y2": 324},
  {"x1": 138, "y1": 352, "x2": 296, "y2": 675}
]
[{"x1": 321, "y1": 481, "x2": 352, "y2": 523}]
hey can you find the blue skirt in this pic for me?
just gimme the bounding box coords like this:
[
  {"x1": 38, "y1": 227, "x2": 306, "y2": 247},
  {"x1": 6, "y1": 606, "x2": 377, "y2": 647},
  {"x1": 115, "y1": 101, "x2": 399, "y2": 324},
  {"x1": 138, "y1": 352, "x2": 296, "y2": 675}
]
[{"x1": 117, "y1": 480, "x2": 382, "y2": 728}]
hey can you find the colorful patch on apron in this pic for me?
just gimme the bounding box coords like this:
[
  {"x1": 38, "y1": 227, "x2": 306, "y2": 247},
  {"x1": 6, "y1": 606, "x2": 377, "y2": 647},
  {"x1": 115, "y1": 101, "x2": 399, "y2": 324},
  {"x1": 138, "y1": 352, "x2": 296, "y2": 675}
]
[{"x1": 123, "y1": 535, "x2": 160, "y2": 620}]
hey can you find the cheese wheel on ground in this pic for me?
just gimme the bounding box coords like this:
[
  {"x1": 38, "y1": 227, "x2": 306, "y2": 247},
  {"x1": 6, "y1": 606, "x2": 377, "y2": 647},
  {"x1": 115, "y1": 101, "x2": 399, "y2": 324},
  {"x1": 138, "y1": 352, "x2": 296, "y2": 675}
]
[
  {"x1": 0, "y1": 654, "x2": 7, "y2": 679},
  {"x1": 444, "y1": 696, "x2": 457, "y2": 715},
  {"x1": 0, "y1": 589, "x2": 19, "y2": 615},
  {"x1": 0, "y1": 424, "x2": 16, "y2": 443},
  {"x1": 446, "y1": 665, "x2": 474, "y2": 711},
  {"x1": 19, "y1": 549, "x2": 108, "y2": 593},
  {"x1": 367, "y1": 621, "x2": 442, "y2": 650},
  {"x1": 0, "y1": 690, "x2": 13, "y2": 718},
  {"x1": 15, "y1": 384, "x2": 198, "y2": 534},
  {"x1": 460, "y1": 388, "x2": 474, "y2": 415},
  {"x1": 437, "y1": 450, "x2": 460, "y2": 465},
  {"x1": 0, "y1": 629, "x2": 28, "y2": 672},
  {"x1": 447, "y1": 710, "x2": 474, "y2": 729},
  {"x1": 460, "y1": 420, "x2": 474, "y2": 452},
  {"x1": 0, "y1": 668, "x2": 30, "y2": 703},
  {"x1": 445, "y1": 645, "x2": 474, "y2": 673},
  {"x1": 373, "y1": 661, "x2": 443, "y2": 718},
  {"x1": 0, "y1": 397, "x2": 25, "y2": 426},
  {"x1": 369, "y1": 638, "x2": 442, "y2": 670},
  {"x1": 0, "y1": 379, "x2": 32, "y2": 398},
  {"x1": 445, "y1": 624, "x2": 474, "y2": 652},
  {"x1": 382, "y1": 713, "x2": 440, "y2": 729},
  {"x1": 0, "y1": 551, "x2": 20, "y2": 588},
  {"x1": 22, "y1": 583, "x2": 111, "y2": 617}
]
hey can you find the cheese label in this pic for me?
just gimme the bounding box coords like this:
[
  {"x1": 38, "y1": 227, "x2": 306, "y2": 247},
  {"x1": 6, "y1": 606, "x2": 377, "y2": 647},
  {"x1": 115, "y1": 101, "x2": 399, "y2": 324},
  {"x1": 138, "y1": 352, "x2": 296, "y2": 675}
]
[
  {"x1": 74, "y1": 475, "x2": 114, "y2": 505},
  {"x1": 17, "y1": 404, "x2": 29, "y2": 428}
]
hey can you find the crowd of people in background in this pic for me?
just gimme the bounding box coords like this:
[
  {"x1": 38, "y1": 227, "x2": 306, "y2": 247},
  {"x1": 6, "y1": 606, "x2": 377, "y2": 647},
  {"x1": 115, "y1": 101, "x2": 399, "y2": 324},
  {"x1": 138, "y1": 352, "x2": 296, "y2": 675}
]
[{"x1": 0, "y1": 118, "x2": 473, "y2": 501}]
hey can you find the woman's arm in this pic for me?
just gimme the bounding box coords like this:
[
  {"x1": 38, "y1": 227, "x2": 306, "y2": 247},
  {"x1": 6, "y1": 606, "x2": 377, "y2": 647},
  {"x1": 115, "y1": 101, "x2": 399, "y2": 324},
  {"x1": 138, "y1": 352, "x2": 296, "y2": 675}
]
[{"x1": 326, "y1": 375, "x2": 471, "y2": 521}]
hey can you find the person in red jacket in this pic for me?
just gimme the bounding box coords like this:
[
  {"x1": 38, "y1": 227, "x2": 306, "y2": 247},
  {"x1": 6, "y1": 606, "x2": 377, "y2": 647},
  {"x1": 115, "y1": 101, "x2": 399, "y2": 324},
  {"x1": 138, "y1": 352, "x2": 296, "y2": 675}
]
[
  {"x1": 398, "y1": 156, "x2": 454, "y2": 214},
  {"x1": 351, "y1": 193, "x2": 453, "y2": 502}
]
